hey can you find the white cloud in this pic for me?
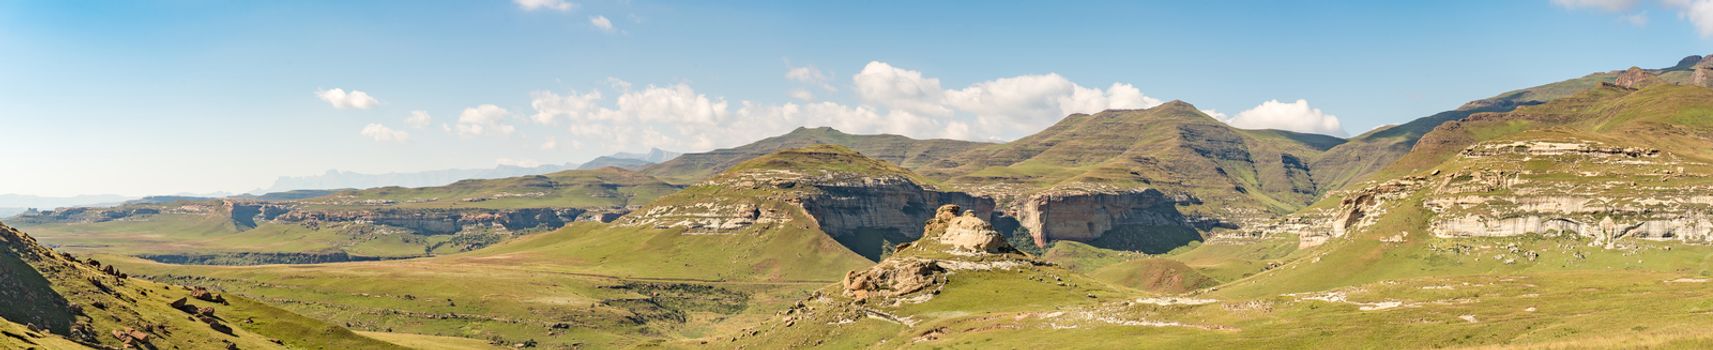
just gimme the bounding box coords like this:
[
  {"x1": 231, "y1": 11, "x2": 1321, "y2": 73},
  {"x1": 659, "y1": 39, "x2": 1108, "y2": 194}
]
[
  {"x1": 405, "y1": 111, "x2": 432, "y2": 128},
  {"x1": 788, "y1": 89, "x2": 815, "y2": 101},
  {"x1": 519, "y1": 61, "x2": 1168, "y2": 154},
  {"x1": 1622, "y1": 12, "x2": 1650, "y2": 26},
  {"x1": 945, "y1": 74, "x2": 1163, "y2": 138},
  {"x1": 1551, "y1": 0, "x2": 1638, "y2": 11},
  {"x1": 516, "y1": 0, "x2": 572, "y2": 11},
  {"x1": 605, "y1": 77, "x2": 632, "y2": 91},
  {"x1": 529, "y1": 90, "x2": 603, "y2": 124},
  {"x1": 315, "y1": 88, "x2": 379, "y2": 109},
  {"x1": 853, "y1": 61, "x2": 951, "y2": 117},
  {"x1": 359, "y1": 123, "x2": 409, "y2": 142},
  {"x1": 456, "y1": 104, "x2": 516, "y2": 137},
  {"x1": 607, "y1": 84, "x2": 730, "y2": 124},
  {"x1": 1666, "y1": 0, "x2": 1713, "y2": 37},
  {"x1": 590, "y1": 15, "x2": 615, "y2": 32},
  {"x1": 1223, "y1": 99, "x2": 1346, "y2": 136},
  {"x1": 541, "y1": 137, "x2": 558, "y2": 150},
  {"x1": 1555, "y1": 0, "x2": 1713, "y2": 36},
  {"x1": 786, "y1": 65, "x2": 836, "y2": 91}
]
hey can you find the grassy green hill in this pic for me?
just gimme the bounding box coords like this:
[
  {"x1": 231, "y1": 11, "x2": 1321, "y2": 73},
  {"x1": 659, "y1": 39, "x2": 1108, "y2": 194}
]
[
  {"x1": 922, "y1": 100, "x2": 1342, "y2": 217},
  {"x1": 642, "y1": 127, "x2": 992, "y2": 184}
]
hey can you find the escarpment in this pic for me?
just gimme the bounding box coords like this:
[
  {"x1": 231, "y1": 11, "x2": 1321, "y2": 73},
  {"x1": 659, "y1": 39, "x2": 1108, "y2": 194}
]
[
  {"x1": 266, "y1": 206, "x2": 600, "y2": 235},
  {"x1": 1422, "y1": 140, "x2": 1713, "y2": 247},
  {"x1": 1296, "y1": 139, "x2": 1713, "y2": 249}
]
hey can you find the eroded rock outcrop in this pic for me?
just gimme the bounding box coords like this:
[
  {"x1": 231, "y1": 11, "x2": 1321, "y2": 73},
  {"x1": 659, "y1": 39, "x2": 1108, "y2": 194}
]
[
  {"x1": 1614, "y1": 66, "x2": 1660, "y2": 89},
  {"x1": 840, "y1": 204, "x2": 1025, "y2": 303},
  {"x1": 927, "y1": 205, "x2": 1009, "y2": 254},
  {"x1": 1694, "y1": 55, "x2": 1713, "y2": 87}
]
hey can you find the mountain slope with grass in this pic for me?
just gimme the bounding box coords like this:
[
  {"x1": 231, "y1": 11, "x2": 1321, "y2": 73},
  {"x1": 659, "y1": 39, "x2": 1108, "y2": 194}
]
[
  {"x1": 1309, "y1": 54, "x2": 1705, "y2": 192},
  {"x1": 914, "y1": 101, "x2": 1343, "y2": 252}
]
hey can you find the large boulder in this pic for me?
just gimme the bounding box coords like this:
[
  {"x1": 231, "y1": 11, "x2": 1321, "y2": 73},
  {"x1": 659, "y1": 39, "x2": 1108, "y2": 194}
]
[{"x1": 841, "y1": 259, "x2": 943, "y2": 301}]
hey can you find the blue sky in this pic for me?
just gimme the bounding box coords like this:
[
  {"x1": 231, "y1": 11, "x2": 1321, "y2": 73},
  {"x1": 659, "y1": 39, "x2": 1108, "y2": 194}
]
[{"x1": 1, "y1": 0, "x2": 1709, "y2": 196}]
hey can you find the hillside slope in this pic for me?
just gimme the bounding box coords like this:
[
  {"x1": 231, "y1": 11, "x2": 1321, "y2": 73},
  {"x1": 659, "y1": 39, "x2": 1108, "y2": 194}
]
[
  {"x1": 1231, "y1": 79, "x2": 1713, "y2": 295},
  {"x1": 1309, "y1": 54, "x2": 1705, "y2": 191}
]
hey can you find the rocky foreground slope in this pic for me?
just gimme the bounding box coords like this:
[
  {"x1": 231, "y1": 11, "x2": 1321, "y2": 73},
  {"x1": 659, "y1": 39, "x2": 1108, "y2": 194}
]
[{"x1": 0, "y1": 220, "x2": 400, "y2": 349}]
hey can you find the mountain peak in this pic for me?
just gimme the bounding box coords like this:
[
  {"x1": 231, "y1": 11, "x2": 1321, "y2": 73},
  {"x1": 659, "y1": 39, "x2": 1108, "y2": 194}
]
[{"x1": 1159, "y1": 99, "x2": 1198, "y2": 110}]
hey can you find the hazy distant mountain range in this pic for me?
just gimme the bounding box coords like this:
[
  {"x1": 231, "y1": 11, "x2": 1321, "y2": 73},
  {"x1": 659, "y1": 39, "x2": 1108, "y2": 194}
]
[
  {"x1": 257, "y1": 149, "x2": 681, "y2": 193},
  {"x1": 256, "y1": 164, "x2": 580, "y2": 193}
]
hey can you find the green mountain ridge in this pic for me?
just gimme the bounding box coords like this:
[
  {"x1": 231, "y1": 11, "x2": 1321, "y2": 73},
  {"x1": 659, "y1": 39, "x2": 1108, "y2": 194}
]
[{"x1": 641, "y1": 127, "x2": 994, "y2": 184}]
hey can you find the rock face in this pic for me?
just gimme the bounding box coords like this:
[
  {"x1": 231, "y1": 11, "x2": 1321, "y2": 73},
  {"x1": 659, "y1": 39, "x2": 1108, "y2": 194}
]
[
  {"x1": 1613, "y1": 67, "x2": 1659, "y2": 89},
  {"x1": 622, "y1": 202, "x2": 786, "y2": 234},
  {"x1": 1015, "y1": 189, "x2": 1189, "y2": 247},
  {"x1": 1693, "y1": 55, "x2": 1713, "y2": 87}
]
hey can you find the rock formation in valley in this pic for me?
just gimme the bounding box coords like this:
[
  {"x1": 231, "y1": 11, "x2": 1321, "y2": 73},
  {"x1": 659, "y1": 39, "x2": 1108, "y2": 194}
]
[{"x1": 619, "y1": 145, "x2": 997, "y2": 260}]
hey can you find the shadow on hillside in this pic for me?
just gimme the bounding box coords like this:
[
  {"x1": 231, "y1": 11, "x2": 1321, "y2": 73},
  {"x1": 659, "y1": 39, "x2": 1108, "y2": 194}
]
[
  {"x1": 1083, "y1": 224, "x2": 1203, "y2": 254},
  {"x1": 0, "y1": 254, "x2": 74, "y2": 335}
]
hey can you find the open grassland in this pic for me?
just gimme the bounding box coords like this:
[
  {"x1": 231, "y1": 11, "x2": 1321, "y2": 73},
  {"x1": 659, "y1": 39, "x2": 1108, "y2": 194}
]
[
  {"x1": 102, "y1": 220, "x2": 868, "y2": 348},
  {"x1": 17, "y1": 213, "x2": 451, "y2": 259}
]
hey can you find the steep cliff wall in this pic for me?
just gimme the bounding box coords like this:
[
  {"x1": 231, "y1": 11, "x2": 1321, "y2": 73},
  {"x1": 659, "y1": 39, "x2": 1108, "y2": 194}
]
[
  {"x1": 799, "y1": 178, "x2": 995, "y2": 240},
  {"x1": 1014, "y1": 189, "x2": 1192, "y2": 250}
]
